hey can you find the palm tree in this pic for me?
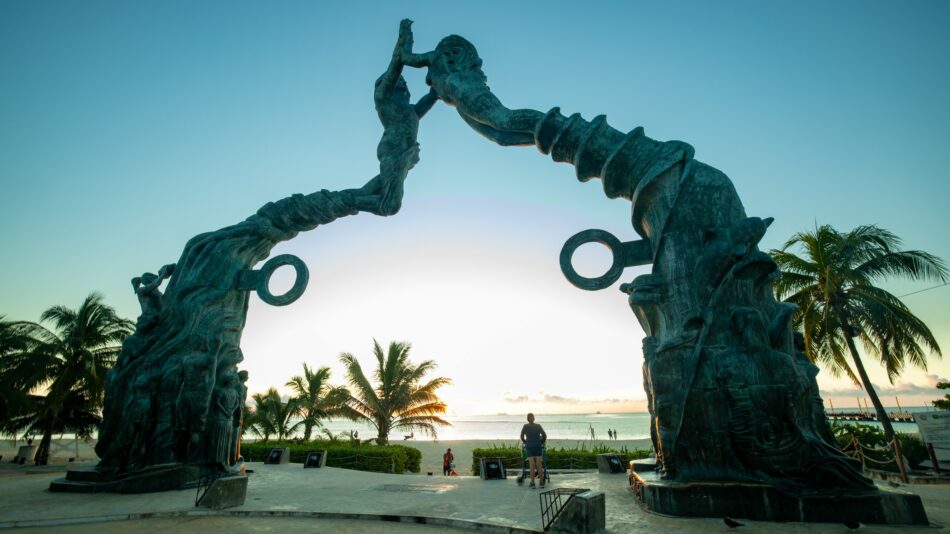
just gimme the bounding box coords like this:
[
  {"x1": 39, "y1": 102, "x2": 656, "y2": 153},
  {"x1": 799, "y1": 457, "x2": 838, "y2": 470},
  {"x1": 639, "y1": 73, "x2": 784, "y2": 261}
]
[
  {"x1": 285, "y1": 364, "x2": 349, "y2": 441},
  {"x1": 0, "y1": 317, "x2": 42, "y2": 432},
  {"x1": 338, "y1": 340, "x2": 451, "y2": 445},
  {"x1": 249, "y1": 387, "x2": 302, "y2": 442},
  {"x1": 933, "y1": 382, "x2": 950, "y2": 410},
  {"x1": 0, "y1": 295, "x2": 133, "y2": 464},
  {"x1": 772, "y1": 224, "x2": 947, "y2": 443}
]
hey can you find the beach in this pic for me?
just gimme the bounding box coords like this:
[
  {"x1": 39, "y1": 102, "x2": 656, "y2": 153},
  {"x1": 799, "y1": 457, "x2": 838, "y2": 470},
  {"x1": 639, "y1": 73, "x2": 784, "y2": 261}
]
[{"x1": 406, "y1": 438, "x2": 652, "y2": 475}]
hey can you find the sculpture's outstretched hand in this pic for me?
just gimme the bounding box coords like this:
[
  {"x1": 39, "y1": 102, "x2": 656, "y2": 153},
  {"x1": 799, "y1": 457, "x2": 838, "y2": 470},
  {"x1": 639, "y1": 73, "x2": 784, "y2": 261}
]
[
  {"x1": 398, "y1": 19, "x2": 414, "y2": 60},
  {"x1": 400, "y1": 20, "x2": 433, "y2": 68}
]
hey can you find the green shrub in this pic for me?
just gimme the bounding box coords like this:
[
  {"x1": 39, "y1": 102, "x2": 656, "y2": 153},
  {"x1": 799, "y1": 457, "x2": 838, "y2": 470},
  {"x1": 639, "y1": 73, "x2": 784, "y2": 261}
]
[
  {"x1": 403, "y1": 445, "x2": 422, "y2": 473},
  {"x1": 470, "y1": 444, "x2": 651, "y2": 476},
  {"x1": 241, "y1": 440, "x2": 421, "y2": 474}
]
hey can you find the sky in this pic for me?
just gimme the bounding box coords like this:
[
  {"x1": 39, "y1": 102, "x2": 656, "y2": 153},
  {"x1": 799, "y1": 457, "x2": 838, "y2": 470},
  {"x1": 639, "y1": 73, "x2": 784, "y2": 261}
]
[{"x1": 1, "y1": 1, "x2": 949, "y2": 416}]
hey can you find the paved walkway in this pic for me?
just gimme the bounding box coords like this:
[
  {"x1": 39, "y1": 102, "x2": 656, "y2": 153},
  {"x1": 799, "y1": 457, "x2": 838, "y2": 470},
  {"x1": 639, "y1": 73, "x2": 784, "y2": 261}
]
[{"x1": 0, "y1": 462, "x2": 948, "y2": 532}]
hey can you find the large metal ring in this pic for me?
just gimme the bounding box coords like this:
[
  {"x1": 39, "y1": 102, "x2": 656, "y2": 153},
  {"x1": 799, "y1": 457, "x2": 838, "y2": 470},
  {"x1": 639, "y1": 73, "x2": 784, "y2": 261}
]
[
  {"x1": 255, "y1": 254, "x2": 309, "y2": 306},
  {"x1": 559, "y1": 229, "x2": 624, "y2": 291}
]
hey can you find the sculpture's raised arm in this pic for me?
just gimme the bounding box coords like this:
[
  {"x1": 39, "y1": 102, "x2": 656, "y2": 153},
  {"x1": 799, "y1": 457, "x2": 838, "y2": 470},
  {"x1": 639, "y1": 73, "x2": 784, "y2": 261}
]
[{"x1": 402, "y1": 29, "x2": 543, "y2": 146}]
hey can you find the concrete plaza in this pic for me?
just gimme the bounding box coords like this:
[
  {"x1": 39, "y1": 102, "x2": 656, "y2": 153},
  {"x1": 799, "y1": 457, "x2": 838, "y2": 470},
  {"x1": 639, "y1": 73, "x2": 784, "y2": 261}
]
[{"x1": 0, "y1": 462, "x2": 948, "y2": 533}]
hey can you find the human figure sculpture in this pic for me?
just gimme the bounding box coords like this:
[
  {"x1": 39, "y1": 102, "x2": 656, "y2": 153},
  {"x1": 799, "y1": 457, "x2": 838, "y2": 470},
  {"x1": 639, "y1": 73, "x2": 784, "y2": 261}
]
[
  {"x1": 208, "y1": 372, "x2": 239, "y2": 467},
  {"x1": 100, "y1": 373, "x2": 151, "y2": 472},
  {"x1": 55, "y1": 22, "x2": 432, "y2": 492},
  {"x1": 175, "y1": 353, "x2": 213, "y2": 463},
  {"x1": 229, "y1": 370, "x2": 249, "y2": 465},
  {"x1": 131, "y1": 263, "x2": 175, "y2": 331},
  {"x1": 368, "y1": 19, "x2": 438, "y2": 215}
]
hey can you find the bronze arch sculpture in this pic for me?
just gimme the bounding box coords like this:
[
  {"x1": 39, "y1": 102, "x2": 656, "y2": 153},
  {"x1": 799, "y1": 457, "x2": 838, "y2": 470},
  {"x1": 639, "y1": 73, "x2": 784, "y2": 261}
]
[{"x1": 52, "y1": 20, "x2": 927, "y2": 525}]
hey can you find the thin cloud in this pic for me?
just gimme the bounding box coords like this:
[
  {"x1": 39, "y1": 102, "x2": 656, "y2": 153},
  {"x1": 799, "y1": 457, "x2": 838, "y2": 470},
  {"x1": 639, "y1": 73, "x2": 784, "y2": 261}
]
[
  {"x1": 503, "y1": 392, "x2": 641, "y2": 405},
  {"x1": 821, "y1": 374, "x2": 949, "y2": 398}
]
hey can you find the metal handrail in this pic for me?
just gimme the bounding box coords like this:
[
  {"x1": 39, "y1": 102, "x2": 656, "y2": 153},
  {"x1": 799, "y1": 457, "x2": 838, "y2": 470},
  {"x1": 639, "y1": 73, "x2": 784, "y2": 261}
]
[
  {"x1": 194, "y1": 464, "x2": 222, "y2": 506},
  {"x1": 540, "y1": 487, "x2": 589, "y2": 531}
]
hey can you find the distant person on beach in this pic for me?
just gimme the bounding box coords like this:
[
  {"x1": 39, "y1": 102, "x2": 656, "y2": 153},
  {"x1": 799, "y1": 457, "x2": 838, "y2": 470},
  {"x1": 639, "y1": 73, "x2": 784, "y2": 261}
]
[
  {"x1": 608, "y1": 429, "x2": 613, "y2": 440},
  {"x1": 613, "y1": 429, "x2": 618, "y2": 440},
  {"x1": 443, "y1": 448, "x2": 454, "y2": 476},
  {"x1": 521, "y1": 413, "x2": 547, "y2": 488}
]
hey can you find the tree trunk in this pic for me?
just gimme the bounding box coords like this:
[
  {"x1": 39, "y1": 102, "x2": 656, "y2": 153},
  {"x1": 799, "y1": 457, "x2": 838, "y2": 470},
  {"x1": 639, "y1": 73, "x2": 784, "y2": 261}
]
[
  {"x1": 303, "y1": 422, "x2": 313, "y2": 442},
  {"x1": 844, "y1": 330, "x2": 896, "y2": 443},
  {"x1": 35, "y1": 414, "x2": 57, "y2": 466},
  {"x1": 377, "y1": 418, "x2": 389, "y2": 445}
]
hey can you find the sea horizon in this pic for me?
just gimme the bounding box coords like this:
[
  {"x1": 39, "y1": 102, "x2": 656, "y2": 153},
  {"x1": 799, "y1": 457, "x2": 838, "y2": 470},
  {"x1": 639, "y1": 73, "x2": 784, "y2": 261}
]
[{"x1": 2, "y1": 407, "x2": 933, "y2": 444}]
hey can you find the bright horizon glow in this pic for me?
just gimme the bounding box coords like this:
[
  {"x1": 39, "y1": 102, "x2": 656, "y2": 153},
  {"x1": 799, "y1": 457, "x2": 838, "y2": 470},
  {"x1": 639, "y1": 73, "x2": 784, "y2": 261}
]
[{"x1": 1, "y1": 1, "x2": 949, "y2": 418}]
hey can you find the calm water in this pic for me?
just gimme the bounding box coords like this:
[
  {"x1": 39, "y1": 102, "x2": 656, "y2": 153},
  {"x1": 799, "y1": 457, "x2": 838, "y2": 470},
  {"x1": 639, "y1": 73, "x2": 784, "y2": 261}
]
[
  {"x1": 316, "y1": 412, "x2": 652, "y2": 441},
  {"x1": 314, "y1": 409, "x2": 929, "y2": 441},
  {"x1": 3, "y1": 408, "x2": 932, "y2": 442}
]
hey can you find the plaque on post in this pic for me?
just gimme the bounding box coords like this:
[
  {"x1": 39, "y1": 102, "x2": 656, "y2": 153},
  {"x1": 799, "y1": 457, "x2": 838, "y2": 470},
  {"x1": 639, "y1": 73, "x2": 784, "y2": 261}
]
[
  {"x1": 264, "y1": 447, "x2": 290, "y2": 465},
  {"x1": 303, "y1": 450, "x2": 327, "y2": 468},
  {"x1": 596, "y1": 453, "x2": 625, "y2": 474},
  {"x1": 480, "y1": 457, "x2": 506, "y2": 480},
  {"x1": 915, "y1": 412, "x2": 950, "y2": 463}
]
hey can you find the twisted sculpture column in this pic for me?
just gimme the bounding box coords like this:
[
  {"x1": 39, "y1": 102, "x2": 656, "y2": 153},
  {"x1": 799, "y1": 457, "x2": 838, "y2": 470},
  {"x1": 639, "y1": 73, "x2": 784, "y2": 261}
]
[{"x1": 402, "y1": 27, "x2": 874, "y2": 496}]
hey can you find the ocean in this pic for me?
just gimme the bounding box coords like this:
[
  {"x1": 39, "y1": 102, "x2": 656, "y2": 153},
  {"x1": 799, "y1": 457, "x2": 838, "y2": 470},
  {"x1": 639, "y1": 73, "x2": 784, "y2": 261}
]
[
  {"x1": 314, "y1": 409, "x2": 928, "y2": 442},
  {"x1": 2, "y1": 409, "x2": 929, "y2": 443},
  {"x1": 317, "y1": 412, "x2": 652, "y2": 441}
]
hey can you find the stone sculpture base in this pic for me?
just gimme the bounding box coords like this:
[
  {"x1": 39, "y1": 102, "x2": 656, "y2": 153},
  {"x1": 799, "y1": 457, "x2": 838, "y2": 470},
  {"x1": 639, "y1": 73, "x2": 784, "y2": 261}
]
[
  {"x1": 629, "y1": 468, "x2": 928, "y2": 525},
  {"x1": 50, "y1": 463, "x2": 205, "y2": 494}
]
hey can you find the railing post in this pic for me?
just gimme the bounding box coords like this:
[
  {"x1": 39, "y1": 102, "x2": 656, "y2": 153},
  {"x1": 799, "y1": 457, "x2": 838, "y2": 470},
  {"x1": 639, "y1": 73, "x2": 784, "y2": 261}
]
[
  {"x1": 892, "y1": 438, "x2": 910, "y2": 484},
  {"x1": 927, "y1": 442, "x2": 941, "y2": 475},
  {"x1": 852, "y1": 436, "x2": 864, "y2": 468}
]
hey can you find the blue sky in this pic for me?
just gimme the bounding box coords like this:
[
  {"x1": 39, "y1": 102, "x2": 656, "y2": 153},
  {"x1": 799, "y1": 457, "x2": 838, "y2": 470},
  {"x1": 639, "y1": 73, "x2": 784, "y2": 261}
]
[{"x1": 2, "y1": 1, "x2": 948, "y2": 414}]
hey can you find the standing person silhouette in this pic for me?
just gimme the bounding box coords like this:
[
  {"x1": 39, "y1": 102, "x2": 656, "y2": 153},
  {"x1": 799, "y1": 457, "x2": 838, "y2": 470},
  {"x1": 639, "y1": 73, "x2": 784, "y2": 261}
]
[
  {"x1": 520, "y1": 413, "x2": 547, "y2": 488},
  {"x1": 443, "y1": 448, "x2": 454, "y2": 476}
]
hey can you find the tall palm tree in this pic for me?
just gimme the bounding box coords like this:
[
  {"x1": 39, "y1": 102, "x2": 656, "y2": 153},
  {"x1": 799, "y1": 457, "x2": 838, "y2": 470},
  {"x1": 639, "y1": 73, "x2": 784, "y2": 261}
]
[
  {"x1": 0, "y1": 295, "x2": 133, "y2": 464},
  {"x1": 772, "y1": 224, "x2": 947, "y2": 443},
  {"x1": 249, "y1": 388, "x2": 302, "y2": 442},
  {"x1": 285, "y1": 364, "x2": 349, "y2": 441},
  {"x1": 338, "y1": 340, "x2": 451, "y2": 445}
]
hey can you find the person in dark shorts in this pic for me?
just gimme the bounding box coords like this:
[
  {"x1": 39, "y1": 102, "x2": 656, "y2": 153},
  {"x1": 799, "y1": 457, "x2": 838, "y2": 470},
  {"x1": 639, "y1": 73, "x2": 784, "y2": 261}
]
[
  {"x1": 520, "y1": 413, "x2": 547, "y2": 488},
  {"x1": 443, "y1": 448, "x2": 454, "y2": 476}
]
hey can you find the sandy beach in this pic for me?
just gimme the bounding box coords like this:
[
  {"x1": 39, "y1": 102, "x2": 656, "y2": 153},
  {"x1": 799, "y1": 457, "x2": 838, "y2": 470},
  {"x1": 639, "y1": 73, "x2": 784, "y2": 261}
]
[
  {"x1": 1, "y1": 438, "x2": 651, "y2": 475},
  {"x1": 408, "y1": 438, "x2": 652, "y2": 475}
]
